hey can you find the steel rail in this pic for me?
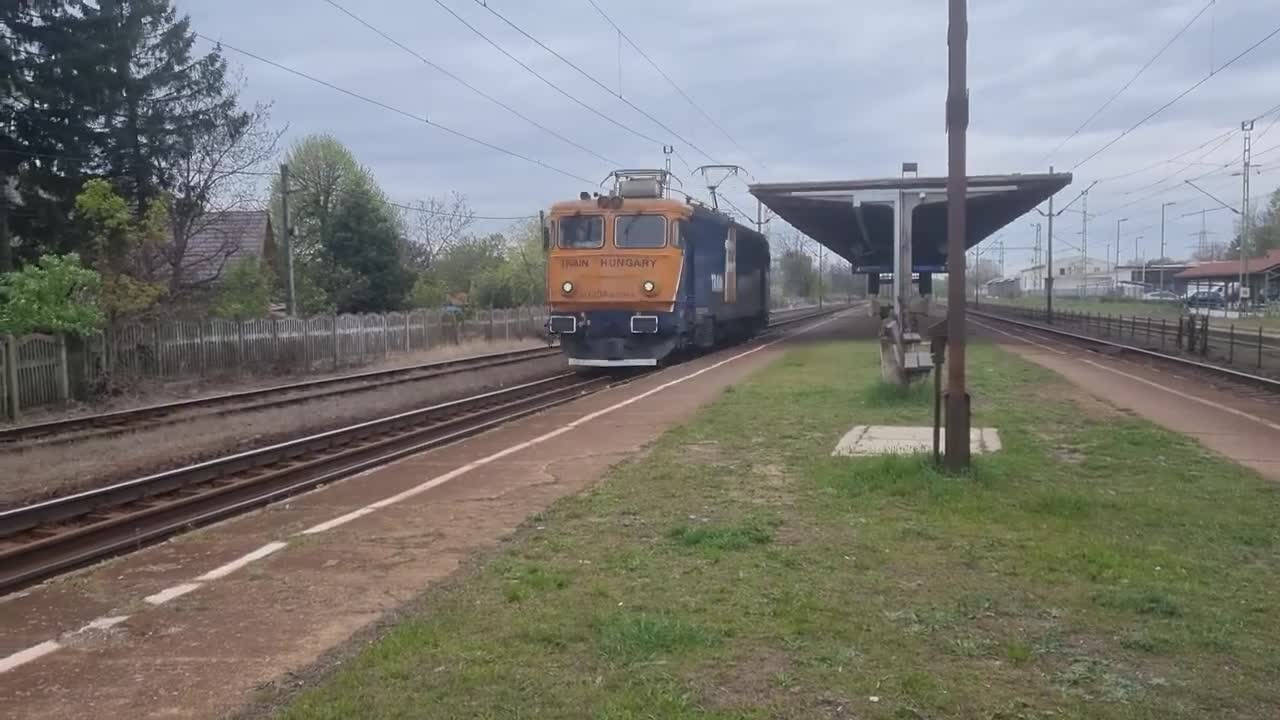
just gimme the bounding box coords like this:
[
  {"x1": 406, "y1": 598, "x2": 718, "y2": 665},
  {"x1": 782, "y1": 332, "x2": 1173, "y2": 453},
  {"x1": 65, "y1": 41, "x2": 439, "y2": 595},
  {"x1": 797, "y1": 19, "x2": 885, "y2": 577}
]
[
  {"x1": 0, "y1": 345, "x2": 561, "y2": 448},
  {"x1": 0, "y1": 307, "x2": 845, "y2": 593},
  {"x1": 970, "y1": 309, "x2": 1280, "y2": 392}
]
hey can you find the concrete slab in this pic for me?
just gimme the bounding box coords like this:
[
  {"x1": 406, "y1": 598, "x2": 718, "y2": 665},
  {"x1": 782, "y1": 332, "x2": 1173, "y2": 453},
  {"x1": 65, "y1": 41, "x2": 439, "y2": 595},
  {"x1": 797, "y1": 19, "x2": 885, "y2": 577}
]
[{"x1": 832, "y1": 425, "x2": 1001, "y2": 457}]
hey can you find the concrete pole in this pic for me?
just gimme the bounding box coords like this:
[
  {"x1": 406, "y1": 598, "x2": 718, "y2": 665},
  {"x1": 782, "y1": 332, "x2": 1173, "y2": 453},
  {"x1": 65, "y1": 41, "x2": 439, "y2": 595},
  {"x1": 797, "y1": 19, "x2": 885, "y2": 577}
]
[
  {"x1": 280, "y1": 163, "x2": 296, "y2": 316},
  {"x1": 944, "y1": 0, "x2": 971, "y2": 471},
  {"x1": 1240, "y1": 120, "x2": 1254, "y2": 307},
  {"x1": 1046, "y1": 168, "x2": 1056, "y2": 323}
]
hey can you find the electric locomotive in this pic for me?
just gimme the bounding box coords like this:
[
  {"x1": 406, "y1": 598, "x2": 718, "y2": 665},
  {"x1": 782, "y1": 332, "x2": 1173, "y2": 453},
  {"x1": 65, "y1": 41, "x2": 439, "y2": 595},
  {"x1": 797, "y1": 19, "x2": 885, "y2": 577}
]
[{"x1": 545, "y1": 170, "x2": 770, "y2": 368}]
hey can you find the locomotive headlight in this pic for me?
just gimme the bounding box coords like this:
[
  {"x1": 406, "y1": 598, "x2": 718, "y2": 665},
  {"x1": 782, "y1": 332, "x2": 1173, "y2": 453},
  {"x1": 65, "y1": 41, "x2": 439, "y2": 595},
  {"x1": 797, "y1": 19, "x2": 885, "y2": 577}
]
[
  {"x1": 561, "y1": 281, "x2": 575, "y2": 295},
  {"x1": 642, "y1": 280, "x2": 657, "y2": 294}
]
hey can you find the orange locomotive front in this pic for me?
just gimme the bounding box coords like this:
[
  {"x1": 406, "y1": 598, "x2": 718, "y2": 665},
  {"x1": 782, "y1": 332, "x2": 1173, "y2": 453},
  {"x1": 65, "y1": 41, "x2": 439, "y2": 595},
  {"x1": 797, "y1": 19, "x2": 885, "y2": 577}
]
[{"x1": 545, "y1": 172, "x2": 770, "y2": 369}]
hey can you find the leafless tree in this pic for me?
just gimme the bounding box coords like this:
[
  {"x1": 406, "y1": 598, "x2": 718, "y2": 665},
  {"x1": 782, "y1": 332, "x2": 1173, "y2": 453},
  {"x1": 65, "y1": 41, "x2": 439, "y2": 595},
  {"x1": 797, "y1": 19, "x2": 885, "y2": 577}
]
[
  {"x1": 163, "y1": 98, "x2": 285, "y2": 293},
  {"x1": 403, "y1": 191, "x2": 475, "y2": 271}
]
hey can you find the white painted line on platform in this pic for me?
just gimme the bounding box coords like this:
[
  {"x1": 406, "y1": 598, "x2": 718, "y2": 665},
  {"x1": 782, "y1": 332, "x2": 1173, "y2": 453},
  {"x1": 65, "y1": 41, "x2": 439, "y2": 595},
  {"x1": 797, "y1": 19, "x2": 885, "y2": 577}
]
[
  {"x1": 0, "y1": 640, "x2": 61, "y2": 674},
  {"x1": 81, "y1": 615, "x2": 130, "y2": 632},
  {"x1": 300, "y1": 507, "x2": 377, "y2": 535},
  {"x1": 4, "y1": 312, "x2": 844, "y2": 678},
  {"x1": 197, "y1": 542, "x2": 288, "y2": 581},
  {"x1": 974, "y1": 319, "x2": 1280, "y2": 433},
  {"x1": 143, "y1": 582, "x2": 202, "y2": 606},
  {"x1": 298, "y1": 313, "x2": 842, "y2": 532}
]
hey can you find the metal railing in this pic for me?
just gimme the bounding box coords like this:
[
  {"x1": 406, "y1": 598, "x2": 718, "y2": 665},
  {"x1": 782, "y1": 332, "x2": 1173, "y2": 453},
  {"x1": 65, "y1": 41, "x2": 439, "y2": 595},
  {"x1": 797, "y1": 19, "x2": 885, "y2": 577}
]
[{"x1": 979, "y1": 305, "x2": 1280, "y2": 377}]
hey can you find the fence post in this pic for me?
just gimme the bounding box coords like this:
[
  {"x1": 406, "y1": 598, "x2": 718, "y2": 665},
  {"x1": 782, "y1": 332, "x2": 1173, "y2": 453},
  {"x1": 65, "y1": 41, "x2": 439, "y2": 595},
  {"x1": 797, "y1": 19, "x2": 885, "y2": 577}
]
[
  {"x1": 423, "y1": 310, "x2": 430, "y2": 349},
  {"x1": 57, "y1": 334, "x2": 70, "y2": 406},
  {"x1": 1201, "y1": 316, "x2": 1209, "y2": 357},
  {"x1": 301, "y1": 319, "x2": 311, "y2": 372},
  {"x1": 487, "y1": 306, "x2": 495, "y2": 341},
  {"x1": 5, "y1": 335, "x2": 20, "y2": 420},
  {"x1": 382, "y1": 314, "x2": 389, "y2": 358},
  {"x1": 1229, "y1": 324, "x2": 1235, "y2": 364},
  {"x1": 236, "y1": 320, "x2": 246, "y2": 376},
  {"x1": 404, "y1": 313, "x2": 411, "y2": 354},
  {"x1": 1260, "y1": 327, "x2": 1265, "y2": 370},
  {"x1": 197, "y1": 320, "x2": 207, "y2": 377},
  {"x1": 332, "y1": 315, "x2": 340, "y2": 371},
  {"x1": 1161, "y1": 319, "x2": 1168, "y2": 351}
]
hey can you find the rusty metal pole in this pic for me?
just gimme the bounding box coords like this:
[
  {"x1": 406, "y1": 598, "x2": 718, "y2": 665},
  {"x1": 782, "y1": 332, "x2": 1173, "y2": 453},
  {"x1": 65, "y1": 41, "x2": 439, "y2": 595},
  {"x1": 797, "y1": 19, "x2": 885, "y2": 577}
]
[{"x1": 944, "y1": 0, "x2": 971, "y2": 472}]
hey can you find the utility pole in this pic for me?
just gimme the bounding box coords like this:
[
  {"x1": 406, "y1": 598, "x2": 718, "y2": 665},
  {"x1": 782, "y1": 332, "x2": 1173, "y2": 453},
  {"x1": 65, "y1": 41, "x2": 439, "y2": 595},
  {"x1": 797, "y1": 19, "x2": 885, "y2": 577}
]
[
  {"x1": 1159, "y1": 201, "x2": 1175, "y2": 291},
  {"x1": 1031, "y1": 222, "x2": 1042, "y2": 269},
  {"x1": 1240, "y1": 120, "x2": 1254, "y2": 306},
  {"x1": 280, "y1": 163, "x2": 296, "y2": 315},
  {"x1": 1046, "y1": 170, "x2": 1056, "y2": 320},
  {"x1": 756, "y1": 197, "x2": 763, "y2": 234},
  {"x1": 996, "y1": 237, "x2": 1006, "y2": 277},
  {"x1": 1080, "y1": 192, "x2": 1090, "y2": 299},
  {"x1": 944, "y1": 0, "x2": 971, "y2": 472},
  {"x1": 817, "y1": 241, "x2": 825, "y2": 309},
  {"x1": 0, "y1": 169, "x2": 11, "y2": 274},
  {"x1": 1114, "y1": 218, "x2": 1127, "y2": 296},
  {"x1": 664, "y1": 145, "x2": 674, "y2": 199}
]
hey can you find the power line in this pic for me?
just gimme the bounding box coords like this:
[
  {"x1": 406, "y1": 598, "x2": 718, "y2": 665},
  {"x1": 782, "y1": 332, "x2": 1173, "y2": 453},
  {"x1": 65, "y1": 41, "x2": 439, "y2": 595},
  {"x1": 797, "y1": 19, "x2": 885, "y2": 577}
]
[
  {"x1": 195, "y1": 34, "x2": 596, "y2": 185},
  {"x1": 582, "y1": 0, "x2": 762, "y2": 174},
  {"x1": 318, "y1": 0, "x2": 621, "y2": 168},
  {"x1": 0, "y1": 147, "x2": 280, "y2": 176},
  {"x1": 427, "y1": 0, "x2": 664, "y2": 150},
  {"x1": 386, "y1": 200, "x2": 535, "y2": 221},
  {"x1": 1040, "y1": 0, "x2": 1213, "y2": 165},
  {"x1": 2, "y1": 149, "x2": 535, "y2": 220},
  {"x1": 1070, "y1": 20, "x2": 1280, "y2": 172},
  {"x1": 468, "y1": 0, "x2": 718, "y2": 166}
]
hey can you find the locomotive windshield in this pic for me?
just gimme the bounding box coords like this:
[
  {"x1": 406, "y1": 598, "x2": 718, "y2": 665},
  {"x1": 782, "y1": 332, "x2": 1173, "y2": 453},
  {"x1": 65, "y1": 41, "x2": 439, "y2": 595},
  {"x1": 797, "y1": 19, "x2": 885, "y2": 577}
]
[
  {"x1": 559, "y1": 215, "x2": 604, "y2": 249},
  {"x1": 615, "y1": 215, "x2": 666, "y2": 248}
]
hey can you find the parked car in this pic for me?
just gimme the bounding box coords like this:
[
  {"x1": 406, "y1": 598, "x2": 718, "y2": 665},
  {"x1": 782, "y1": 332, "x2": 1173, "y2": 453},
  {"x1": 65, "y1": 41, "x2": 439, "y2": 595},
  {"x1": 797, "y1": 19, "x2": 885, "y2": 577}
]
[
  {"x1": 1185, "y1": 290, "x2": 1225, "y2": 310},
  {"x1": 1143, "y1": 291, "x2": 1180, "y2": 301}
]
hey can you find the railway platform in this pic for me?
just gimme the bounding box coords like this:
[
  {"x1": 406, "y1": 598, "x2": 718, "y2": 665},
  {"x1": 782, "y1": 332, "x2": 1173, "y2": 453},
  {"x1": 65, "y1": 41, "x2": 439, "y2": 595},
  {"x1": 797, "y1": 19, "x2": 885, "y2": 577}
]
[{"x1": 0, "y1": 310, "x2": 862, "y2": 719}]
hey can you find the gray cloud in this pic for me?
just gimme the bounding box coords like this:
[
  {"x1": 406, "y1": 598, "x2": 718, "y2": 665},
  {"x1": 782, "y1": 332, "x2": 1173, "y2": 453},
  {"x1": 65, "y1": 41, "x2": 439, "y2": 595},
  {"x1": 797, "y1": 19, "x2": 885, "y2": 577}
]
[{"x1": 182, "y1": 0, "x2": 1280, "y2": 266}]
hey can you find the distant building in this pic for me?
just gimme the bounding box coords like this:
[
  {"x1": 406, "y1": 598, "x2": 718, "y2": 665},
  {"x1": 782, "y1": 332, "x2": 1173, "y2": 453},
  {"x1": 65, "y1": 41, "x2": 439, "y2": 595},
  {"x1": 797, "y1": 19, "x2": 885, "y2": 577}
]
[
  {"x1": 179, "y1": 210, "x2": 276, "y2": 287},
  {"x1": 1017, "y1": 256, "x2": 1115, "y2": 296},
  {"x1": 1175, "y1": 250, "x2": 1280, "y2": 300}
]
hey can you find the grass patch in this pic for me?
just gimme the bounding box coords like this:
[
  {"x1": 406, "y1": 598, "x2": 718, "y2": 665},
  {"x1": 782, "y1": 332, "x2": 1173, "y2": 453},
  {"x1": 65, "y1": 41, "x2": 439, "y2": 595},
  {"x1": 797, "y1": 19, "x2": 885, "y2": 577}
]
[
  {"x1": 667, "y1": 517, "x2": 779, "y2": 551},
  {"x1": 274, "y1": 338, "x2": 1280, "y2": 720},
  {"x1": 861, "y1": 379, "x2": 931, "y2": 407},
  {"x1": 598, "y1": 612, "x2": 715, "y2": 663}
]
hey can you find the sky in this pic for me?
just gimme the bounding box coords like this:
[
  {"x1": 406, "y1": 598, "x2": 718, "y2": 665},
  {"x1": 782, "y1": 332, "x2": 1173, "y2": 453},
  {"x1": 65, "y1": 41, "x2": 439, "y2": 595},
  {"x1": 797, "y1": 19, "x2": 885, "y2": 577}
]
[{"x1": 180, "y1": 0, "x2": 1280, "y2": 274}]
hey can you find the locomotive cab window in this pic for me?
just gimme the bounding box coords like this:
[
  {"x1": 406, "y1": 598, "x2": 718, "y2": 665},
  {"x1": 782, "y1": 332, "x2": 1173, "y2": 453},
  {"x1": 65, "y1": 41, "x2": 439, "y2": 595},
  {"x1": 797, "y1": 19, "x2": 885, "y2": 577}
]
[
  {"x1": 559, "y1": 215, "x2": 604, "y2": 249},
  {"x1": 614, "y1": 215, "x2": 667, "y2": 248}
]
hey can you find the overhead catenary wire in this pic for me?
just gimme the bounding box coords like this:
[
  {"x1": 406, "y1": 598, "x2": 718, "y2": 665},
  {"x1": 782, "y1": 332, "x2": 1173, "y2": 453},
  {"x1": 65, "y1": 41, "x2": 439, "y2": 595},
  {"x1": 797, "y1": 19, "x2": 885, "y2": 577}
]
[
  {"x1": 427, "y1": 0, "x2": 665, "y2": 151},
  {"x1": 2, "y1": 148, "x2": 536, "y2": 220},
  {"x1": 386, "y1": 200, "x2": 535, "y2": 221},
  {"x1": 467, "y1": 0, "x2": 719, "y2": 166},
  {"x1": 318, "y1": 0, "x2": 621, "y2": 169},
  {"x1": 194, "y1": 34, "x2": 596, "y2": 186},
  {"x1": 1039, "y1": 0, "x2": 1214, "y2": 165},
  {"x1": 1070, "y1": 20, "x2": 1280, "y2": 172},
  {"x1": 582, "y1": 0, "x2": 762, "y2": 174}
]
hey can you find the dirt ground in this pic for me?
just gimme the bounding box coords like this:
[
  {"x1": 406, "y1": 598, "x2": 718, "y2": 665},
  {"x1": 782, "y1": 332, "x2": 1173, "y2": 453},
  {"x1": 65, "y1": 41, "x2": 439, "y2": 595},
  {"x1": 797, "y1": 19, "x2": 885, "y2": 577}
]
[
  {"x1": 0, "y1": 312, "x2": 857, "y2": 720},
  {"x1": 0, "y1": 348, "x2": 563, "y2": 510}
]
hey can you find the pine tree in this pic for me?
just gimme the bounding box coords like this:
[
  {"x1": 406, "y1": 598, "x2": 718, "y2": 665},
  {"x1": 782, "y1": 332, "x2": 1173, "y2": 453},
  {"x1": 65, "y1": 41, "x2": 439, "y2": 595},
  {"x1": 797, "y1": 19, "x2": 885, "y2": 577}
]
[{"x1": 88, "y1": 0, "x2": 236, "y2": 213}]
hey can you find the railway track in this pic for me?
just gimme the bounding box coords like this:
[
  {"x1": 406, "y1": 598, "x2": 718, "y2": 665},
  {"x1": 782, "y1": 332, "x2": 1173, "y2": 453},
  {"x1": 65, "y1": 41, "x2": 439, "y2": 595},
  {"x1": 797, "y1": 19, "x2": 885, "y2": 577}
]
[
  {"x1": 969, "y1": 309, "x2": 1280, "y2": 394},
  {"x1": 0, "y1": 346, "x2": 562, "y2": 450},
  {"x1": 0, "y1": 307, "x2": 843, "y2": 595}
]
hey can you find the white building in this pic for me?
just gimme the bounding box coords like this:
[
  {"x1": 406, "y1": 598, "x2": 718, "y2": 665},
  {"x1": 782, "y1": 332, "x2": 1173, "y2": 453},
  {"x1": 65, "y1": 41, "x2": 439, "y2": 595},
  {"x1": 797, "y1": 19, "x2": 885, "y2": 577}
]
[{"x1": 1018, "y1": 257, "x2": 1116, "y2": 296}]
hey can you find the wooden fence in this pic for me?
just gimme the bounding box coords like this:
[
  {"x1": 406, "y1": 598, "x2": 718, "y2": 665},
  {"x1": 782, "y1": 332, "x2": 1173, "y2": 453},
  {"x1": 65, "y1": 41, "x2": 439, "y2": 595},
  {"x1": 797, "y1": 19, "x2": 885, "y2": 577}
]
[
  {"x1": 3, "y1": 333, "x2": 70, "y2": 420},
  {"x1": 1, "y1": 307, "x2": 550, "y2": 420}
]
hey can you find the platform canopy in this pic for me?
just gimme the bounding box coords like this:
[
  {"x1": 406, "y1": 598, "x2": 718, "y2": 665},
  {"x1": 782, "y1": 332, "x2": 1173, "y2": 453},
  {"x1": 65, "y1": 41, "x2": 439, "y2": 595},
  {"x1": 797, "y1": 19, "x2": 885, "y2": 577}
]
[{"x1": 750, "y1": 173, "x2": 1071, "y2": 273}]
